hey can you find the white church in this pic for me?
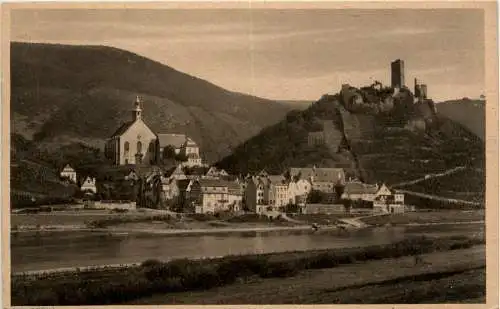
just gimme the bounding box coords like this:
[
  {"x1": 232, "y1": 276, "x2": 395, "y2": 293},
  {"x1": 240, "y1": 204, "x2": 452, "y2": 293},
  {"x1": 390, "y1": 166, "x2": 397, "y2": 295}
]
[{"x1": 104, "y1": 96, "x2": 203, "y2": 167}]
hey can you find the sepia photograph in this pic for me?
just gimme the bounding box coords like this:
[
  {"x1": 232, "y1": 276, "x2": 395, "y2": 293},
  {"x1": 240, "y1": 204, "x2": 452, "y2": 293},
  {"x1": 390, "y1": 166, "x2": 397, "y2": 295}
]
[{"x1": 2, "y1": 2, "x2": 498, "y2": 307}]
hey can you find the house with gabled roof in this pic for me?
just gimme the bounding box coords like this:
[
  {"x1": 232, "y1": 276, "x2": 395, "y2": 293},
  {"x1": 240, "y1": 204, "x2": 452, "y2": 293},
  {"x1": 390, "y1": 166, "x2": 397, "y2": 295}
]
[
  {"x1": 60, "y1": 164, "x2": 77, "y2": 183},
  {"x1": 341, "y1": 179, "x2": 379, "y2": 201},
  {"x1": 80, "y1": 176, "x2": 97, "y2": 194},
  {"x1": 204, "y1": 166, "x2": 230, "y2": 179},
  {"x1": 245, "y1": 174, "x2": 292, "y2": 213},
  {"x1": 189, "y1": 179, "x2": 243, "y2": 214},
  {"x1": 372, "y1": 183, "x2": 405, "y2": 214},
  {"x1": 290, "y1": 166, "x2": 345, "y2": 193}
]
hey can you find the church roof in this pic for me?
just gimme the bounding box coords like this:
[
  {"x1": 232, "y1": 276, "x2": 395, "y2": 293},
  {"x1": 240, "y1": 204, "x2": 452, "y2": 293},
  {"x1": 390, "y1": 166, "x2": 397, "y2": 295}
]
[
  {"x1": 290, "y1": 167, "x2": 345, "y2": 183},
  {"x1": 157, "y1": 133, "x2": 186, "y2": 148},
  {"x1": 110, "y1": 121, "x2": 135, "y2": 138}
]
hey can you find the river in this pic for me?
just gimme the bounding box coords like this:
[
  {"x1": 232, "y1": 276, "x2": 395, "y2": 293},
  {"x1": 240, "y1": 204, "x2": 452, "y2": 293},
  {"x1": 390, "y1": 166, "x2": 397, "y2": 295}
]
[{"x1": 10, "y1": 223, "x2": 484, "y2": 273}]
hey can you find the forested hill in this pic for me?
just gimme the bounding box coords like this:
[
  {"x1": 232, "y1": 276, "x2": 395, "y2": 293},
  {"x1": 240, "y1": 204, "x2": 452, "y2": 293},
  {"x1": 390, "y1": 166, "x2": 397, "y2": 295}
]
[
  {"x1": 11, "y1": 42, "x2": 295, "y2": 163},
  {"x1": 216, "y1": 85, "x2": 484, "y2": 185}
]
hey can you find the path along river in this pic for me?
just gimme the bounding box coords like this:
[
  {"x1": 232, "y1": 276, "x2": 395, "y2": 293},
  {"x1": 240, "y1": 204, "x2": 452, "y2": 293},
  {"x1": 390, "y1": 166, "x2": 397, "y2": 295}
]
[{"x1": 11, "y1": 222, "x2": 484, "y2": 273}]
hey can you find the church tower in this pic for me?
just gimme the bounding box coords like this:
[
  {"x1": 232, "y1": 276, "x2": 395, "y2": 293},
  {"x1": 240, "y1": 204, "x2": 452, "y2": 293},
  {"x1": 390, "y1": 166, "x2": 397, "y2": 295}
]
[{"x1": 133, "y1": 96, "x2": 143, "y2": 121}]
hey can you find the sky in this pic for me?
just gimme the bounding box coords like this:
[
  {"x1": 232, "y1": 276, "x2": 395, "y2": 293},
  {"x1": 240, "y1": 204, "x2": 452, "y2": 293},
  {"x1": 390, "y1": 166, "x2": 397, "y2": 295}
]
[{"x1": 11, "y1": 8, "x2": 485, "y2": 102}]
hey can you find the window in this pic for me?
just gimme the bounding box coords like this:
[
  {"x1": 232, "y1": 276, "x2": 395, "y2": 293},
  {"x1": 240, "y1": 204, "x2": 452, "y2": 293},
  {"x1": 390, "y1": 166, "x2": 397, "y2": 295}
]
[
  {"x1": 137, "y1": 141, "x2": 142, "y2": 153},
  {"x1": 124, "y1": 142, "x2": 130, "y2": 152}
]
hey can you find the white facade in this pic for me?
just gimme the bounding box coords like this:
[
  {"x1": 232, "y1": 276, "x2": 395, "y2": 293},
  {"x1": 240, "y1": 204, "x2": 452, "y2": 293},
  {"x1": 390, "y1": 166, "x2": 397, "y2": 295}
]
[
  {"x1": 287, "y1": 179, "x2": 312, "y2": 205},
  {"x1": 105, "y1": 97, "x2": 157, "y2": 165},
  {"x1": 81, "y1": 177, "x2": 97, "y2": 193},
  {"x1": 273, "y1": 184, "x2": 289, "y2": 207}
]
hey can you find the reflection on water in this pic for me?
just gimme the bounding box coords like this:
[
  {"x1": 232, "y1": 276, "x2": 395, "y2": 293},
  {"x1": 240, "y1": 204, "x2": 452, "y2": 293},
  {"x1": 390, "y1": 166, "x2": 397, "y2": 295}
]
[{"x1": 11, "y1": 223, "x2": 484, "y2": 273}]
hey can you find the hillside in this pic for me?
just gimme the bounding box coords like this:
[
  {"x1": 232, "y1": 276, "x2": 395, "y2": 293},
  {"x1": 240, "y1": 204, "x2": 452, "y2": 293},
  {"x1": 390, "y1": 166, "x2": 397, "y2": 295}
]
[
  {"x1": 10, "y1": 134, "x2": 80, "y2": 207},
  {"x1": 217, "y1": 84, "x2": 485, "y2": 188},
  {"x1": 10, "y1": 42, "x2": 294, "y2": 163},
  {"x1": 436, "y1": 99, "x2": 485, "y2": 140},
  {"x1": 277, "y1": 100, "x2": 312, "y2": 111}
]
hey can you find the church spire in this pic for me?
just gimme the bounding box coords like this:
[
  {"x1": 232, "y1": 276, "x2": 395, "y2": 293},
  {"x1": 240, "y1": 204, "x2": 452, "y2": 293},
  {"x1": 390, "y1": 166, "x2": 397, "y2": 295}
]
[{"x1": 133, "y1": 96, "x2": 143, "y2": 121}]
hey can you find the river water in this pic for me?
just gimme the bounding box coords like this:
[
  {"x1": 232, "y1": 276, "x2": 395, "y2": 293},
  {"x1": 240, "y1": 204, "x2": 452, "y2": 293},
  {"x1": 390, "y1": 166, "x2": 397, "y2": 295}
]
[{"x1": 11, "y1": 223, "x2": 484, "y2": 273}]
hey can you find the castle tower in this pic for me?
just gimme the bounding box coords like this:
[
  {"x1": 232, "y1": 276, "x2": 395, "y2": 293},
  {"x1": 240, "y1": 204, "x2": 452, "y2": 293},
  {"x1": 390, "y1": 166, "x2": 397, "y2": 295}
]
[
  {"x1": 391, "y1": 59, "x2": 405, "y2": 88},
  {"x1": 414, "y1": 78, "x2": 421, "y2": 98},
  {"x1": 133, "y1": 96, "x2": 143, "y2": 121},
  {"x1": 414, "y1": 78, "x2": 428, "y2": 101}
]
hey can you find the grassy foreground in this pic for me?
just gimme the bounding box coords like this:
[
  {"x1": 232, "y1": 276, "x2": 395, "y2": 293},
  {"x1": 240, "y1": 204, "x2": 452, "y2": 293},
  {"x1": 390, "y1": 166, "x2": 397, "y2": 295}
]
[
  {"x1": 12, "y1": 235, "x2": 484, "y2": 305},
  {"x1": 130, "y1": 246, "x2": 485, "y2": 304}
]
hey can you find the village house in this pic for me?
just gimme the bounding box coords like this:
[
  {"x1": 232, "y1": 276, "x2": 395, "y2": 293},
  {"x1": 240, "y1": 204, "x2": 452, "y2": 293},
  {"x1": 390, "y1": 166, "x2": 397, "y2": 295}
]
[
  {"x1": 287, "y1": 177, "x2": 312, "y2": 206},
  {"x1": 268, "y1": 175, "x2": 290, "y2": 208},
  {"x1": 189, "y1": 179, "x2": 243, "y2": 214},
  {"x1": 159, "y1": 177, "x2": 180, "y2": 206},
  {"x1": 157, "y1": 134, "x2": 203, "y2": 167},
  {"x1": 203, "y1": 166, "x2": 230, "y2": 179},
  {"x1": 60, "y1": 164, "x2": 77, "y2": 183},
  {"x1": 105, "y1": 96, "x2": 203, "y2": 167},
  {"x1": 341, "y1": 179, "x2": 379, "y2": 201},
  {"x1": 342, "y1": 180, "x2": 406, "y2": 214},
  {"x1": 372, "y1": 184, "x2": 405, "y2": 214},
  {"x1": 290, "y1": 167, "x2": 345, "y2": 193},
  {"x1": 80, "y1": 176, "x2": 97, "y2": 194},
  {"x1": 245, "y1": 174, "x2": 291, "y2": 213},
  {"x1": 177, "y1": 179, "x2": 195, "y2": 212}
]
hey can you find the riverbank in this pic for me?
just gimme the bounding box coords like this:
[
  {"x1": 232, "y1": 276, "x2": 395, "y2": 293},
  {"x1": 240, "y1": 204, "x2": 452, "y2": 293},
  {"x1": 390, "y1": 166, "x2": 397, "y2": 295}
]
[
  {"x1": 11, "y1": 235, "x2": 485, "y2": 305},
  {"x1": 11, "y1": 209, "x2": 485, "y2": 236}
]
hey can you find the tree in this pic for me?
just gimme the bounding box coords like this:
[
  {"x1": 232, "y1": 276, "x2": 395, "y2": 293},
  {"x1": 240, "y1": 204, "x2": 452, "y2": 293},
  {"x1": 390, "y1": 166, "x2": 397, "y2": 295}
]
[
  {"x1": 307, "y1": 190, "x2": 323, "y2": 204},
  {"x1": 283, "y1": 170, "x2": 291, "y2": 181},
  {"x1": 342, "y1": 199, "x2": 352, "y2": 214},
  {"x1": 334, "y1": 182, "x2": 345, "y2": 202},
  {"x1": 175, "y1": 153, "x2": 188, "y2": 162},
  {"x1": 163, "y1": 145, "x2": 177, "y2": 159},
  {"x1": 285, "y1": 203, "x2": 300, "y2": 213}
]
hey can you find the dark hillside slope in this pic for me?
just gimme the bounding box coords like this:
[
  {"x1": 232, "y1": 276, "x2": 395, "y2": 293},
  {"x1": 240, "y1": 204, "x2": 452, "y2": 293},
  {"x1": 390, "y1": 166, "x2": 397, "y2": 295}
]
[
  {"x1": 436, "y1": 99, "x2": 485, "y2": 141},
  {"x1": 217, "y1": 86, "x2": 484, "y2": 187},
  {"x1": 11, "y1": 42, "x2": 294, "y2": 162},
  {"x1": 10, "y1": 134, "x2": 79, "y2": 207}
]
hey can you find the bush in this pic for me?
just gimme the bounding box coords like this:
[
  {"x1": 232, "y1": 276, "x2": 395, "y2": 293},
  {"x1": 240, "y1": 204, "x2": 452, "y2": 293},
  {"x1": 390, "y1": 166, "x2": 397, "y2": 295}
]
[
  {"x1": 303, "y1": 252, "x2": 339, "y2": 269},
  {"x1": 259, "y1": 260, "x2": 300, "y2": 278},
  {"x1": 217, "y1": 256, "x2": 268, "y2": 284},
  {"x1": 141, "y1": 259, "x2": 162, "y2": 268}
]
